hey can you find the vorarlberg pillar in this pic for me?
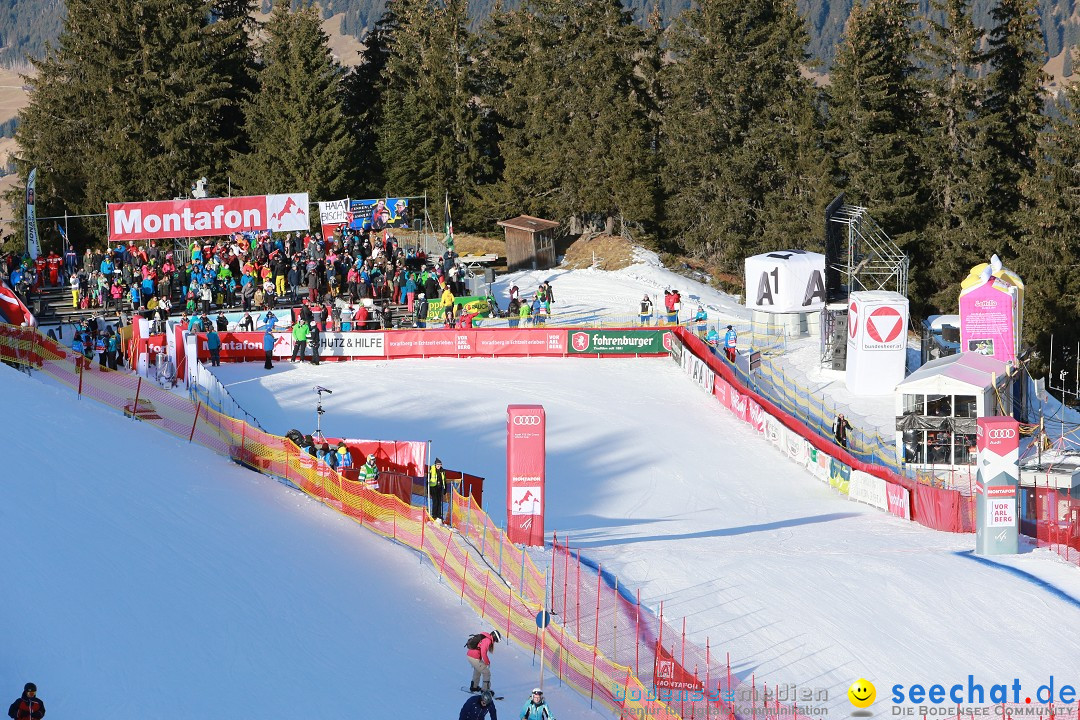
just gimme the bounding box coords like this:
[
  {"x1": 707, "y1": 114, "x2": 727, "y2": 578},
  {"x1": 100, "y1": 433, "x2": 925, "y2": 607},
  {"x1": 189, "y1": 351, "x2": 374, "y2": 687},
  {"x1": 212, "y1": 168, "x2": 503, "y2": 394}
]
[{"x1": 975, "y1": 416, "x2": 1020, "y2": 555}]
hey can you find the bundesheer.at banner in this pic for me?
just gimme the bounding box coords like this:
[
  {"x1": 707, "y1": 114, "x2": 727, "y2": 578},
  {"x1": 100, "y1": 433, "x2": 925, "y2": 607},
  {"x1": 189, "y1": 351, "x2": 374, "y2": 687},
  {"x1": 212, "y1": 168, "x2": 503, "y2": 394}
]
[{"x1": 108, "y1": 193, "x2": 310, "y2": 242}]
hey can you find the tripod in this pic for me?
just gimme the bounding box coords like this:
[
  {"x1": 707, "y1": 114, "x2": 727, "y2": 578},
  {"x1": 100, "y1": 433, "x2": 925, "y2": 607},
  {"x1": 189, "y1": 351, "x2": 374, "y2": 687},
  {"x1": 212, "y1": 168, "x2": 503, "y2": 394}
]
[{"x1": 314, "y1": 386, "x2": 332, "y2": 442}]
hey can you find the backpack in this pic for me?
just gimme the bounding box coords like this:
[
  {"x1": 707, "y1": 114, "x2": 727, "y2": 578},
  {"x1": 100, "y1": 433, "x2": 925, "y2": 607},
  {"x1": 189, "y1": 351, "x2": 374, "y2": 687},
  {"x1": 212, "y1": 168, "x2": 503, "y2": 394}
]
[{"x1": 465, "y1": 633, "x2": 486, "y2": 650}]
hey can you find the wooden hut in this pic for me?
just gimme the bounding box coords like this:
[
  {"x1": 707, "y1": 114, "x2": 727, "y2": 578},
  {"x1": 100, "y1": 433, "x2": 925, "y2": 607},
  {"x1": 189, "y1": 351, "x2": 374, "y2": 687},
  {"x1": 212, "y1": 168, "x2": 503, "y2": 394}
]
[{"x1": 498, "y1": 215, "x2": 559, "y2": 271}]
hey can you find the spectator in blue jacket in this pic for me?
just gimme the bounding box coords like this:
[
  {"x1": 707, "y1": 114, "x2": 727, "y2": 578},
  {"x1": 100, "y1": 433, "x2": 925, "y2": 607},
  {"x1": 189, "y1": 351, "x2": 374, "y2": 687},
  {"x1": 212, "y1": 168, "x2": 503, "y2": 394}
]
[
  {"x1": 263, "y1": 329, "x2": 274, "y2": 370},
  {"x1": 460, "y1": 691, "x2": 497, "y2": 720},
  {"x1": 206, "y1": 327, "x2": 221, "y2": 366},
  {"x1": 336, "y1": 441, "x2": 353, "y2": 471}
]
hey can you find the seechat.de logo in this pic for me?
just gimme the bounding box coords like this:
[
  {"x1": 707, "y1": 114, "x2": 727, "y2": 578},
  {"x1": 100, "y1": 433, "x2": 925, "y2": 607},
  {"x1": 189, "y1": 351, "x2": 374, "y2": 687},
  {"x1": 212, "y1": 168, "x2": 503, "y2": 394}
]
[{"x1": 513, "y1": 416, "x2": 542, "y2": 426}]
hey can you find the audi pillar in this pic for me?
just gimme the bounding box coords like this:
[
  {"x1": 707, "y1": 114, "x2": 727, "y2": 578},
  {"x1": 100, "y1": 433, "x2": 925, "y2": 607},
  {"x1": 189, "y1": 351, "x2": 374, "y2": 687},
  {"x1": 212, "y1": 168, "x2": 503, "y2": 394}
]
[
  {"x1": 975, "y1": 417, "x2": 1020, "y2": 555},
  {"x1": 507, "y1": 405, "x2": 546, "y2": 546}
]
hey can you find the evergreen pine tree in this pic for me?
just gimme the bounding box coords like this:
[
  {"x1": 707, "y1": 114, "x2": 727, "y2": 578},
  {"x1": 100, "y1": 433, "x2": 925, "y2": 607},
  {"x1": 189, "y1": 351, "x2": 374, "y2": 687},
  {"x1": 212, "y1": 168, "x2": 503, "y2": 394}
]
[
  {"x1": 478, "y1": 0, "x2": 657, "y2": 234},
  {"x1": 15, "y1": 0, "x2": 233, "y2": 239},
  {"x1": 659, "y1": 0, "x2": 829, "y2": 266},
  {"x1": 971, "y1": 0, "x2": 1046, "y2": 253},
  {"x1": 826, "y1": 0, "x2": 928, "y2": 256},
  {"x1": 373, "y1": 0, "x2": 493, "y2": 227},
  {"x1": 231, "y1": 0, "x2": 356, "y2": 201},
  {"x1": 1015, "y1": 83, "x2": 1080, "y2": 374},
  {"x1": 920, "y1": 0, "x2": 985, "y2": 311}
]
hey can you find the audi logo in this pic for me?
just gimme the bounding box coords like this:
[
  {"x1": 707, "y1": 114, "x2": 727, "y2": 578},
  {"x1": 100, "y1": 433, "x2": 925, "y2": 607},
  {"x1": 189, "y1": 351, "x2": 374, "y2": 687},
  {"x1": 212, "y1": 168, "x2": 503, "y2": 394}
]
[
  {"x1": 513, "y1": 416, "x2": 542, "y2": 426},
  {"x1": 988, "y1": 429, "x2": 1016, "y2": 439}
]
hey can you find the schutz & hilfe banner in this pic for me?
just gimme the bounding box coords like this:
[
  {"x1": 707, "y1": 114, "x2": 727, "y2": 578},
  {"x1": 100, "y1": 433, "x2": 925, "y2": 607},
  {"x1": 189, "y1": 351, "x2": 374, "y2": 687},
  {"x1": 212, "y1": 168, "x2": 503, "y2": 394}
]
[{"x1": 108, "y1": 193, "x2": 310, "y2": 242}]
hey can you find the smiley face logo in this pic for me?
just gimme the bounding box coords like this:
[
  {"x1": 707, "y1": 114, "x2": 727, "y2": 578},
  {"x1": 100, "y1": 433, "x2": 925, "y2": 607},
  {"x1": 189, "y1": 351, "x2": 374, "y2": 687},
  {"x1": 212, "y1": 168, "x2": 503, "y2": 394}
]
[{"x1": 848, "y1": 679, "x2": 876, "y2": 709}]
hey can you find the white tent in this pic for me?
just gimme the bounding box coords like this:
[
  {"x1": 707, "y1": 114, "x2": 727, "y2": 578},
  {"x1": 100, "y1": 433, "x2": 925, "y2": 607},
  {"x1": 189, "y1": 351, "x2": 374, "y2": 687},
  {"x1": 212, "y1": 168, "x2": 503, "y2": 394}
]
[{"x1": 894, "y1": 352, "x2": 1013, "y2": 467}]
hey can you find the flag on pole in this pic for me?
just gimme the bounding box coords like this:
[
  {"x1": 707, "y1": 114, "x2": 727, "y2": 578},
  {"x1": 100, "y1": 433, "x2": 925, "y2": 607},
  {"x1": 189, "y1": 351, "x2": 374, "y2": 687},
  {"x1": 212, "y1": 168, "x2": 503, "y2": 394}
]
[
  {"x1": 444, "y1": 192, "x2": 454, "y2": 252},
  {"x1": 26, "y1": 168, "x2": 41, "y2": 260}
]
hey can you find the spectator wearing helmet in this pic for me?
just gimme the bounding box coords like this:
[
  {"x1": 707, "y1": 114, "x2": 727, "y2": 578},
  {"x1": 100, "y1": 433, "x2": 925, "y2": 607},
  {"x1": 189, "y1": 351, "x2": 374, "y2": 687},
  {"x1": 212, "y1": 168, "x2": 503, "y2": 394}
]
[
  {"x1": 359, "y1": 453, "x2": 379, "y2": 490},
  {"x1": 336, "y1": 442, "x2": 354, "y2": 473},
  {"x1": 459, "y1": 690, "x2": 497, "y2": 720},
  {"x1": 466, "y1": 629, "x2": 501, "y2": 693},
  {"x1": 520, "y1": 688, "x2": 554, "y2": 719}
]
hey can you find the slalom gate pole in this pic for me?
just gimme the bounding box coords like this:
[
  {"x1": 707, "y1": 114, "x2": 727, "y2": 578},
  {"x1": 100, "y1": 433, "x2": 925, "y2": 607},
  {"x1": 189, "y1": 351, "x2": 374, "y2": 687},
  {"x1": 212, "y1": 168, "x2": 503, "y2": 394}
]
[{"x1": 188, "y1": 402, "x2": 201, "y2": 442}]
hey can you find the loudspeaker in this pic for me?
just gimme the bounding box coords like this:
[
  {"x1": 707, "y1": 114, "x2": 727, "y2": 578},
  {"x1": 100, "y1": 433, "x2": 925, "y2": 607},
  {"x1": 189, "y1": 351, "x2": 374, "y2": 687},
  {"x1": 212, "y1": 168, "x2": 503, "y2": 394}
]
[
  {"x1": 483, "y1": 268, "x2": 495, "y2": 284},
  {"x1": 832, "y1": 357, "x2": 847, "y2": 371}
]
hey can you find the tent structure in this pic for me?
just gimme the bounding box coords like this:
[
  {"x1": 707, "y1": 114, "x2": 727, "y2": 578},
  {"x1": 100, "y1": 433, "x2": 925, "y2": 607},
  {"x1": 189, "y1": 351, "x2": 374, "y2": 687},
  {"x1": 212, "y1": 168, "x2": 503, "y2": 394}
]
[{"x1": 894, "y1": 352, "x2": 1013, "y2": 467}]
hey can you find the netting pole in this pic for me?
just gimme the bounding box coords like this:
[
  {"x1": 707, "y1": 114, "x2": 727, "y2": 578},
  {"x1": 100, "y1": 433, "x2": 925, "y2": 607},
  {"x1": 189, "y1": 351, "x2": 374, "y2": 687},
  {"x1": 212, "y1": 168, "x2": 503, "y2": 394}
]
[
  {"x1": 419, "y1": 498, "x2": 426, "y2": 561},
  {"x1": 752, "y1": 675, "x2": 756, "y2": 720},
  {"x1": 706, "y1": 637, "x2": 711, "y2": 720},
  {"x1": 562, "y1": 537, "x2": 569, "y2": 623},
  {"x1": 681, "y1": 616, "x2": 687, "y2": 680},
  {"x1": 481, "y1": 521, "x2": 487, "y2": 558},
  {"x1": 520, "y1": 545, "x2": 527, "y2": 599},
  {"x1": 188, "y1": 402, "x2": 201, "y2": 442},
  {"x1": 77, "y1": 359, "x2": 84, "y2": 397},
  {"x1": 131, "y1": 377, "x2": 142, "y2": 420},
  {"x1": 392, "y1": 507, "x2": 397, "y2": 541},
  {"x1": 727, "y1": 653, "x2": 731, "y2": 710},
  {"x1": 497, "y1": 524, "x2": 505, "y2": 576},
  {"x1": 481, "y1": 571, "x2": 490, "y2": 618},
  {"x1": 460, "y1": 549, "x2": 469, "y2": 601},
  {"x1": 576, "y1": 549, "x2": 582, "y2": 639},
  {"x1": 438, "y1": 533, "x2": 451, "y2": 583},
  {"x1": 635, "y1": 589, "x2": 641, "y2": 677},
  {"x1": 593, "y1": 563, "x2": 602, "y2": 649},
  {"x1": 612, "y1": 575, "x2": 618, "y2": 663}
]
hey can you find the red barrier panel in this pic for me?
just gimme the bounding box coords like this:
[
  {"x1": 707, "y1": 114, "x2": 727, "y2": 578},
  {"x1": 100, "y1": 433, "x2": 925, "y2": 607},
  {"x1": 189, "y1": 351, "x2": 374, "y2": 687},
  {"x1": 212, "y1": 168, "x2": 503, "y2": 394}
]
[
  {"x1": 672, "y1": 327, "x2": 975, "y2": 533},
  {"x1": 912, "y1": 483, "x2": 963, "y2": 532}
]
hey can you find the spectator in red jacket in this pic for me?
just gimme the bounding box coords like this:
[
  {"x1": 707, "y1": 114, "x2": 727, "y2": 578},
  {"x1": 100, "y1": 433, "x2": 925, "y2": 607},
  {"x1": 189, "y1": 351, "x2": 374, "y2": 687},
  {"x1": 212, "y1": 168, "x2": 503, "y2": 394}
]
[
  {"x1": 466, "y1": 629, "x2": 502, "y2": 693},
  {"x1": 8, "y1": 682, "x2": 45, "y2": 720}
]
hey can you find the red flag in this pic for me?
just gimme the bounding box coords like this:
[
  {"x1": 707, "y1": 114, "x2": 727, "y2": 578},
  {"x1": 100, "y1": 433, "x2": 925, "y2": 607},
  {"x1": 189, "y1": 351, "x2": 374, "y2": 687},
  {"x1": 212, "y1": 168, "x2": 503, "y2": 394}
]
[{"x1": 654, "y1": 642, "x2": 703, "y2": 692}]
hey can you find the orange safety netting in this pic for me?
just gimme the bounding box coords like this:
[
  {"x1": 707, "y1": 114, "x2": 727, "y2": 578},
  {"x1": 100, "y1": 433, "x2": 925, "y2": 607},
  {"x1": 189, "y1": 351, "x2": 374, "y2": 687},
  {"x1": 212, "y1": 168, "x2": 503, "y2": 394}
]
[{"x1": 0, "y1": 326, "x2": 679, "y2": 720}]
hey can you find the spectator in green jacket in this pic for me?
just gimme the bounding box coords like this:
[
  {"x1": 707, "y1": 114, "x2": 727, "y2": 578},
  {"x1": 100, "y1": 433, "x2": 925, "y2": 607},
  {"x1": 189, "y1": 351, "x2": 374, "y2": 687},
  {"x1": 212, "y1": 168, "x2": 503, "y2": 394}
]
[{"x1": 290, "y1": 319, "x2": 309, "y2": 363}]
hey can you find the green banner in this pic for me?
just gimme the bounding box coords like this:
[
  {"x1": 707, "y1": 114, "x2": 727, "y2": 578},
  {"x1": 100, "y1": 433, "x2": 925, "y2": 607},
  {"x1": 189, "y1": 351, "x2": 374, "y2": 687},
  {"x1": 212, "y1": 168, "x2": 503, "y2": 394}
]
[
  {"x1": 426, "y1": 296, "x2": 492, "y2": 321},
  {"x1": 567, "y1": 329, "x2": 669, "y2": 354}
]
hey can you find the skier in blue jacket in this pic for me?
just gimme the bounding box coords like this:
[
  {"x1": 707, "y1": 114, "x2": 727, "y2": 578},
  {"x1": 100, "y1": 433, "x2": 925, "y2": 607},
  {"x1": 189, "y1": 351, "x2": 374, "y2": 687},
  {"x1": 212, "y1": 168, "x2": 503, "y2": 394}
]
[
  {"x1": 459, "y1": 690, "x2": 497, "y2": 720},
  {"x1": 520, "y1": 688, "x2": 555, "y2": 719}
]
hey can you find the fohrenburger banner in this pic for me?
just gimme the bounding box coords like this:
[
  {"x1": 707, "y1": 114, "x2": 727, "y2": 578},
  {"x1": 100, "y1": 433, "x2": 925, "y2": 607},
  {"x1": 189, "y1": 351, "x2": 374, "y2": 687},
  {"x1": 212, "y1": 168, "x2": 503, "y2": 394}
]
[
  {"x1": 26, "y1": 168, "x2": 41, "y2": 260},
  {"x1": 108, "y1": 193, "x2": 310, "y2": 242}
]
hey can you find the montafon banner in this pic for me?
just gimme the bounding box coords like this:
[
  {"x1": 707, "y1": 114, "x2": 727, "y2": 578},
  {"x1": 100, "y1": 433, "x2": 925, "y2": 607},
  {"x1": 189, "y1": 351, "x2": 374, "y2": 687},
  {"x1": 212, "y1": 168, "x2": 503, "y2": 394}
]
[
  {"x1": 108, "y1": 193, "x2": 310, "y2": 242},
  {"x1": 507, "y1": 405, "x2": 545, "y2": 547}
]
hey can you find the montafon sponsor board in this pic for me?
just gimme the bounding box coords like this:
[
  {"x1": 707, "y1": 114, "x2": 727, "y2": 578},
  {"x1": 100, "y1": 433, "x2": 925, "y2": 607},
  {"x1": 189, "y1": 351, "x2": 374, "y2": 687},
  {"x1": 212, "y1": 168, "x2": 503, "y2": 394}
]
[{"x1": 567, "y1": 329, "x2": 668, "y2": 354}]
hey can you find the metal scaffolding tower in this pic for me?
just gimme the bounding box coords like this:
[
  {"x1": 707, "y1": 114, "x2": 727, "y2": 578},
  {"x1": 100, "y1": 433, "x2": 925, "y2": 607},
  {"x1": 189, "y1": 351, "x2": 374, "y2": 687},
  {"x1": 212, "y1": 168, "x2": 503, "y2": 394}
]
[{"x1": 824, "y1": 194, "x2": 909, "y2": 299}]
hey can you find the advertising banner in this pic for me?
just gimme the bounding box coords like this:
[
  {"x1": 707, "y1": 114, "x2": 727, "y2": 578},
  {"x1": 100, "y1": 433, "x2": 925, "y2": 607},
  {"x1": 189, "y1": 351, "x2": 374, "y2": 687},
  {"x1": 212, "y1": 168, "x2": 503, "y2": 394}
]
[
  {"x1": 713, "y1": 375, "x2": 730, "y2": 409},
  {"x1": 109, "y1": 193, "x2": 310, "y2": 242},
  {"x1": 384, "y1": 331, "x2": 471, "y2": 358},
  {"x1": 845, "y1": 290, "x2": 909, "y2": 395},
  {"x1": 747, "y1": 398, "x2": 767, "y2": 434},
  {"x1": 959, "y1": 279, "x2": 1018, "y2": 363},
  {"x1": 785, "y1": 430, "x2": 808, "y2": 464},
  {"x1": 348, "y1": 197, "x2": 411, "y2": 231},
  {"x1": 729, "y1": 386, "x2": 749, "y2": 423},
  {"x1": 473, "y1": 329, "x2": 567, "y2": 356},
  {"x1": 26, "y1": 167, "x2": 40, "y2": 260},
  {"x1": 975, "y1": 416, "x2": 1019, "y2": 555},
  {"x1": 273, "y1": 331, "x2": 385, "y2": 359},
  {"x1": 567, "y1": 329, "x2": 669, "y2": 355},
  {"x1": 318, "y1": 199, "x2": 350, "y2": 241},
  {"x1": 744, "y1": 249, "x2": 827, "y2": 313},
  {"x1": 680, "y1": 348, "x2": 714, "y2": 393},
  {"x1": 807, "y1": 446, "x2": 832, "y2": 482},
  {"x1": 829, "y1": 458, "x2": 851, "y2": 495},
  {"x1": 848, "y1": 470, "x2": 889, "y2": 511},
  {"x1": 426, "y1": 296, "x2": 491, "y2": 322},
  {"x1": 766, "y1": 416, "x2": 784, "y2": 447},
  {"x1": 507, "y1": 405, "x2": 545, "y2": 547},
  {"x1": 653, "y1": 642, "x2": 704, "y2": 693},
  {"x1": 886, "y1": 483, "x2": 911, "y2": 519}
]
